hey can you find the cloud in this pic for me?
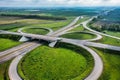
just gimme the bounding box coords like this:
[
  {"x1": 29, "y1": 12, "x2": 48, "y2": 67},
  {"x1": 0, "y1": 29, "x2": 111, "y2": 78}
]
[{"x1": 0, "y1": 0, "x2": 120, "y2": 7}]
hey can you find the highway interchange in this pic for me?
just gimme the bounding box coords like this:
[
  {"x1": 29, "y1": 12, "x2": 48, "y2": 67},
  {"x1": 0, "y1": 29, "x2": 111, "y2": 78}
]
[{"x1": 0, "y1": 16, "x2": 120, "y2": 80}]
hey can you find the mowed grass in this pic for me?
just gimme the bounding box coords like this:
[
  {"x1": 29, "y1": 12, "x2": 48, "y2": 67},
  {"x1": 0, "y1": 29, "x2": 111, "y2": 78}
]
[
  {"x1": 0, "y1": 38, "x2": 21, "y2": 51},
  {"x1": 70, "y1": 25, "x2": 85, "y2": 32},
  {"x1": 61, "y1": 32, "x2": 96, "y2": 40},
  {"x1": 92, "y1": 48, "x2": 120, "y2": 80},
  {"x1": 104, "y1": 31, "x2": 120, "y2": 38},
  {"x1": 22, "y1": 28, "x2": 49, "y2": 35},
  {"x1": 98, "y1": 36, "x2": 120, "y2": 46},
  {"x1": 18, "y1": 43, "x2": 94, "y2": 80},
  {"x1": 20, "y1": 46, "x2": 86, "y2": 80},
  {"x1": 0, "y1": 60, "x2": 11, "y2": 80}
]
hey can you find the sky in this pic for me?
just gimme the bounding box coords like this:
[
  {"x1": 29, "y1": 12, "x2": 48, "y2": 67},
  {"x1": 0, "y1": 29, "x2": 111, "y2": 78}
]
[{"x1": 0, "y1": 0, "x2": 120, "y2": 7}]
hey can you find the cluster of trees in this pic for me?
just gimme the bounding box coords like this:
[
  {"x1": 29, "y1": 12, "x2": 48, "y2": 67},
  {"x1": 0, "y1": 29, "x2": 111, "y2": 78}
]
[
  {"x1": 90, "y1": 24, "x2": 120, "y2": 32},
  {"x1": 101, "y1": 24, "x2": 120, "y2": 31},
  {"x1": 89, "y1": 18, "x2": 98, "y2": 25},
  {"x1": 89, "y1": 17, "x2": 120, "y2": 32},
  {"x1": 0, "y1": 13, "x2": 67, "y2": 20}
]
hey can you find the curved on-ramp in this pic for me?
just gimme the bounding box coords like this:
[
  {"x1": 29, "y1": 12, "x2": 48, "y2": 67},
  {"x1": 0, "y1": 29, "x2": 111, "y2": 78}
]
[
  {"x1": 62, "y1": 31, "x2": 102, "y2": 42},
  {"x1": 8, "y1": 17, "x2": 81, "y2": 80},
  {"x1": 18, "y1": 27, "x2": 53, "y2": 35},
  {"x1": 82, "y1": 16, "x2": 120, "y2": 40},
  {"x1": 61, "y1": 38, "x2": 103, "y2": 80}
]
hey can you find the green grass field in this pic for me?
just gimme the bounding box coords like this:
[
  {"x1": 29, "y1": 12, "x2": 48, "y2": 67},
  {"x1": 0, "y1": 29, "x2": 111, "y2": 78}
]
[
  {"x1": 70, "y1": 25, "x2": 85, "y2": 32},
  {"x1": 22, "y1": 28, "x2": 49, "y2": 35},
  {"x1": 61, "y1": 32, "x2": 96, "y2": 40},
  {"x1": 103, "y1": 31, "x2": 120, "y2": 38},
  {"x1": 98, "y1": 36, "x2": 120, "y2": 46},
  {"x1": 92, "y1": 48, "x2": 120, "y2": 80},
  {"x1": 0, "y1": 38, "x2": 21, "y2": 51},
  {"x1": 18, "y1": 43, "x2": 94, "y2": 80}
]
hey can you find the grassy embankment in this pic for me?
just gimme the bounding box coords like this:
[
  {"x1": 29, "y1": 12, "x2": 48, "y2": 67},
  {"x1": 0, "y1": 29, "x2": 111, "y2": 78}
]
[
  {"x1": 97, "y1": 36, "x2": 120, "y2": 46},
  {"x1": 70, "y1": 25, "x2": 85, "y2": 32},
  {"x1": 18, "y1": 43, "x2": 94, "y2": 80},
  {"x1": 103, "y1": 31, "x2": 120, "y2": 38},
  {"x1": 0, "y1": 34, "x2": 21, "y2": 51},
  {"x1": 92, "y1": 48, "x2": 120, "y2": 80},
  {"x1": 0, "y1": 61, "x2": 11, "y2": 80}
]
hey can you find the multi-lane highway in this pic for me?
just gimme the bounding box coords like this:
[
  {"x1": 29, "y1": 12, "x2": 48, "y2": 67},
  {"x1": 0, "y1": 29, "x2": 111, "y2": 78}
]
[{"x1": 0, "y1": 16, "x2": 120, "y2": 80}]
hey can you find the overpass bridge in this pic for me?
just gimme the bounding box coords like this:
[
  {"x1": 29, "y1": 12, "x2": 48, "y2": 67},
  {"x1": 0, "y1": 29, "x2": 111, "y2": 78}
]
[
  {"x1": 1, "y1": 30, "x2": 120, "y2": 51},
  {"x1": 0, "y1": 30, "x2": 61, "y2": 42}
]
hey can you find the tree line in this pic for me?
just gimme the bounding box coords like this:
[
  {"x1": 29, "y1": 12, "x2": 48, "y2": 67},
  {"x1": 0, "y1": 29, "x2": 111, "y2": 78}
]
[
  {"x1": 0, "y1": 13, "x2": 67, "y2": 20},
  {"x1": 89, "y1": 17, "x2": 120, "y2": 32},
  {"x1": 101, "y1": 24, "x2": 120, "y2": 31},
  {"x1": 0, "y1": 34, "x2": 21, "y2": 41},
  {"x1": 90, "y1": 24, "x2": 120, "y2": 32}
]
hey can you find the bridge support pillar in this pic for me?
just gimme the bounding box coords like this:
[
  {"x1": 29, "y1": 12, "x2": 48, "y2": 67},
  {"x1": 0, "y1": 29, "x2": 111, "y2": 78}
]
[
  {"x1": 19, "y1": 36, "x2": 29, "y2": 42},
  {"x1": 49, "y1": 41, "x2": 58, "y2": 48}
]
